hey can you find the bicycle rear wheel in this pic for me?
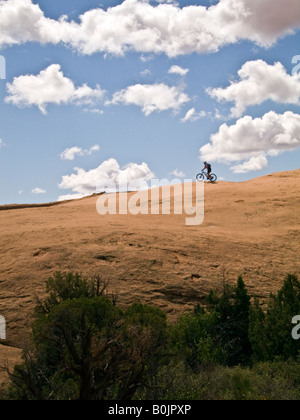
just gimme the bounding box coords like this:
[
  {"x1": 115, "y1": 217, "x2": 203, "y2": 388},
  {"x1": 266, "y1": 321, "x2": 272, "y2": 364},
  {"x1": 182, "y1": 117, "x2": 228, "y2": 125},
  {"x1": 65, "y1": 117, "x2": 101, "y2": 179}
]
[
  {"x1": 209, "y1": 173, "x2": 217, "y2": 182},
  {"x1": 196, "y1": 173, "x2": 204, "y2": 181}
]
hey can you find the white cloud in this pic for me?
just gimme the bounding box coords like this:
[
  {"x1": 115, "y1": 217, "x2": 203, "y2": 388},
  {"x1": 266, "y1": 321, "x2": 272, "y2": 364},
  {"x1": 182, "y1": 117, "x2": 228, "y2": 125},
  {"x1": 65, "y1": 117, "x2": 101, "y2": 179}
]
[
  {"x1": 60, "y1": 147, "x2": 83, "y2": 161},
  {"x1": 60, "y1": 145, "x2": 100, "y2": 161},
  {"x1": 140, "y1": 54, "x2": 155, "y2": 63},
  {"x1": 0, "y1": 0, "x2": 299, "y2": 57},
  {"x1": 90, "y1": 145, "x2": 100, "y2": 153},
  {"x1": 58, "y1": 158, "x2": 155, "y2": 196},
  {"x1": 5, "y1": 64, "x2": 105, "y2": 114},
  {"x1": 231, "y1": 154, "x2": 268, "y2": 174},
  {"x1": 32, "y1": 187, "x2": 46, "y2": 194},
  {"x1": 84, "y1": 108, "x2": 104, "y2": 115},
  {"x1": 58, "y1": 193, "x2": 86, "y2": 202},
  {"x1": 170, "y1": 169, "x2": 186, "y2": 178},
  {"x1": 140, "y1": 69, "x2": 152, "y2": 77},
  {"x1": 207, "y1": 60, "x2": 300, "y2": 117},
  {"x1": 214, "y1": 108, "x2": 226, "y2": 120},
  {"x1": 168, "y1": 65, "x2": 189, "y2": 76},
  {"x1": 108, "y1": 83, "x2": 190, "y2": 116},
  {"x1": 200, "y1": 111, "x2": 300, "y2": 172},
  {"x1": 181, "y1": 108, "x2": 209, "y2": 122}
]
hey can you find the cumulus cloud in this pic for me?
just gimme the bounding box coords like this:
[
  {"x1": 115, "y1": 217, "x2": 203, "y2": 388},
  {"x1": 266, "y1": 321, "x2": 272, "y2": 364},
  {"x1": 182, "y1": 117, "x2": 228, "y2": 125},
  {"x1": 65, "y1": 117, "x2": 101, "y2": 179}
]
[
  {"x1": 170, "y1": 169, "x2": 186, "y2": 178},
  {"x1": 58, "y1": 193, "x2": 86, "y2": 202},
  {"x1": 5, "y1": 64, "x2": 105, "y2": 114},
  {"x1": 140, "y1": 69, "x2": 152, "y2": 77},
  {"x1": 58, "y1": 158, "x2": 155, "y2": 196},
  {"x1": 231, "y1": 155, "x2": 268, "y2": 174},
  {"x1": 140, "y1": 54, "x2": 155, "y2": 63},
  {"x1": 181, "y1": 108, "x2": 209, "y2": 123},
  {"x1": 108, "y1": 83, "x2": 190, "y2": 116},
  {"x1": 60, "y1": 145, "x2": 100, "y2": 161},
  {"x1": 207, "y1": 60, "x2": 300, "y2": 117},
  {"x1": 0, "y1": 0, "x2": 299, "y2": 57},
  {"x1": 84, "y1": 108, "x2": 104, "y2": 115},
  {"x1": 200, "y1": 111, "x2": 300, "y2": 172},
  {"x1": 32, "y1": 187, "x2": 46, "y2": 194},
  {"x1": 168, "y1": 65, "x2": 189, "y2": 76}
]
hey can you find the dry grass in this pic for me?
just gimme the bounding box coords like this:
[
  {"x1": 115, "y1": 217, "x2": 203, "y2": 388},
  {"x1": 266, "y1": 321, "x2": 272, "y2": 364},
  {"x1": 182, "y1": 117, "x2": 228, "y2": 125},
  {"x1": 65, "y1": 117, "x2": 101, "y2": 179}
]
[{"x1": 0, "y1": 170, "x2": 299, "y2": 380}]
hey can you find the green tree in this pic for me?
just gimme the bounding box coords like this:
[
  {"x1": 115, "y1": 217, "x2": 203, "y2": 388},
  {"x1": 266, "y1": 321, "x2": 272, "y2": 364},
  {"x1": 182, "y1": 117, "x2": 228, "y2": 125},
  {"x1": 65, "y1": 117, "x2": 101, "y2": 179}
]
[
  {"x1": 249, "y1": 298, "x2": 269, "y2": 362},
  {"x1": 173, "y1": 309, "x2": 224, "y2": 372},
  {"x1": 35, "y1": 271, "x2": 109, "y2": 314},
  {"x1": 206, "y1": 276, "x2": 252, "y2": 366},
  {"x1": 249, "y1": 274, "x2": 300, "y2": 362},
  {"x1": 6, "y1": 273, "x2": 168, "y2": 400}
]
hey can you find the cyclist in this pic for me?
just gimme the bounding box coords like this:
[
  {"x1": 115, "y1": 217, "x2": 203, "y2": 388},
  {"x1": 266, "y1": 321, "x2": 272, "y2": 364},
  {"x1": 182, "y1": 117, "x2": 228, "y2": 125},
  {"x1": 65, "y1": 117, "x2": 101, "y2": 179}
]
[{"x1": 202, "y1": 161, "x2": 212, "y2": 180}]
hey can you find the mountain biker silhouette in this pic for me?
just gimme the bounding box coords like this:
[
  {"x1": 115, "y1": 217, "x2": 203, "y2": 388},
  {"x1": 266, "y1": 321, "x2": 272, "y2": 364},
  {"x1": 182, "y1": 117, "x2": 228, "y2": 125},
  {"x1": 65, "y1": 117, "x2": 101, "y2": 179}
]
[{"x1": 202, "y1": 161, "x2": 212, "y2": 180}]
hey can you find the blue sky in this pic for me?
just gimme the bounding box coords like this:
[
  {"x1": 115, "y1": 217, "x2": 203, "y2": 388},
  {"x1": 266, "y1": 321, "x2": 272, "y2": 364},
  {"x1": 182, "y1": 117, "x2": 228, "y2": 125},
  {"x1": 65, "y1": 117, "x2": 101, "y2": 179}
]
[{"x1": 0, "y1": 0, "x2": 299, "y2": 204}]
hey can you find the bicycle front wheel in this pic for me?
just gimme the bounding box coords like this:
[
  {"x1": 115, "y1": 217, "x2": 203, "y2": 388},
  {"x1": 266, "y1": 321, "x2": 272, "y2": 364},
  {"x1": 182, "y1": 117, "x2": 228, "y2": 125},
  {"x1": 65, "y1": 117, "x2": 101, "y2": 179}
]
[{"x1": 196, "y1": 173, "x2": 204, "y2": 181}]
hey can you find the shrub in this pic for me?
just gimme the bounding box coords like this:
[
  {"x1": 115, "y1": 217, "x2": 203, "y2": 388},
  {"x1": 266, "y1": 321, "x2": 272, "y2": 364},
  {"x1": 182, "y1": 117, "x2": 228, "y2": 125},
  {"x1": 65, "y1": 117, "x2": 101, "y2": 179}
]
[
  {"x1": 6, "y1": 273, "x2": 168, "y2": 400},
  {"x1": 249, "y1": 274, "x2": 300, "y2": 362}
]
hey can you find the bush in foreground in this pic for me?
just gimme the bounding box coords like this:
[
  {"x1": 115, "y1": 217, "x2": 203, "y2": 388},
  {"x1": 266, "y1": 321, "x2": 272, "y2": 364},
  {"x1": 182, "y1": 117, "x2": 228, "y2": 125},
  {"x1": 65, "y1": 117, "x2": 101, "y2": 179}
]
[
  {"x1": 4, "y1": 272, "x2": 168, "y2": 400},
  {"x1": 2, "y1": 272, "x2": 300, "y2": 400}
]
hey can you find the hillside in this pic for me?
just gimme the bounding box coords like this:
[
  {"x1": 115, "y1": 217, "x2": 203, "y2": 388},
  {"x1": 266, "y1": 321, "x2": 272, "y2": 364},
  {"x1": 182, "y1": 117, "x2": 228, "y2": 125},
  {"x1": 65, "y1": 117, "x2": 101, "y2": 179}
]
[{"x1": 0, "y1": 170, "x2": 299, "y2": 381}]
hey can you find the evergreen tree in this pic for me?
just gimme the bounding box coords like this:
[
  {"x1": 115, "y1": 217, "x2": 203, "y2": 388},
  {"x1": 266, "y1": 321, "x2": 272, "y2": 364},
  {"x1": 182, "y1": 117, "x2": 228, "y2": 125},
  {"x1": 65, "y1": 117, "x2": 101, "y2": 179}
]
[
  {"x1": 206, "y1": 276, "x2": 252, "y2": 366},
  {"x1": 249, "y1": 298, "x2": 269, "y2": 362},
  {"x1": 249, "y1": 274, "x2": 300, "y2": 362}
]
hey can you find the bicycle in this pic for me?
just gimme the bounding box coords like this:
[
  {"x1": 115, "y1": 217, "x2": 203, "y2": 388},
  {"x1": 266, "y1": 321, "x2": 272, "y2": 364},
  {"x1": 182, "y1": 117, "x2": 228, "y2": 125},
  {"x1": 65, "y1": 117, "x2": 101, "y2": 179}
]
[{"x1": 196, "y1": 170, "x2": 217, "y2": 183}]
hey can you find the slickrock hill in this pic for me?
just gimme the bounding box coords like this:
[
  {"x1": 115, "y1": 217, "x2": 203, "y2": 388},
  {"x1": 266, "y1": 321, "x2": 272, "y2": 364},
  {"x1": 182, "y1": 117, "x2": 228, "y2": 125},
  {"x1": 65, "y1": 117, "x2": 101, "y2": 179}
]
[{"x1": 0, "y1": 170, "x2": 299, "y2": 381}]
